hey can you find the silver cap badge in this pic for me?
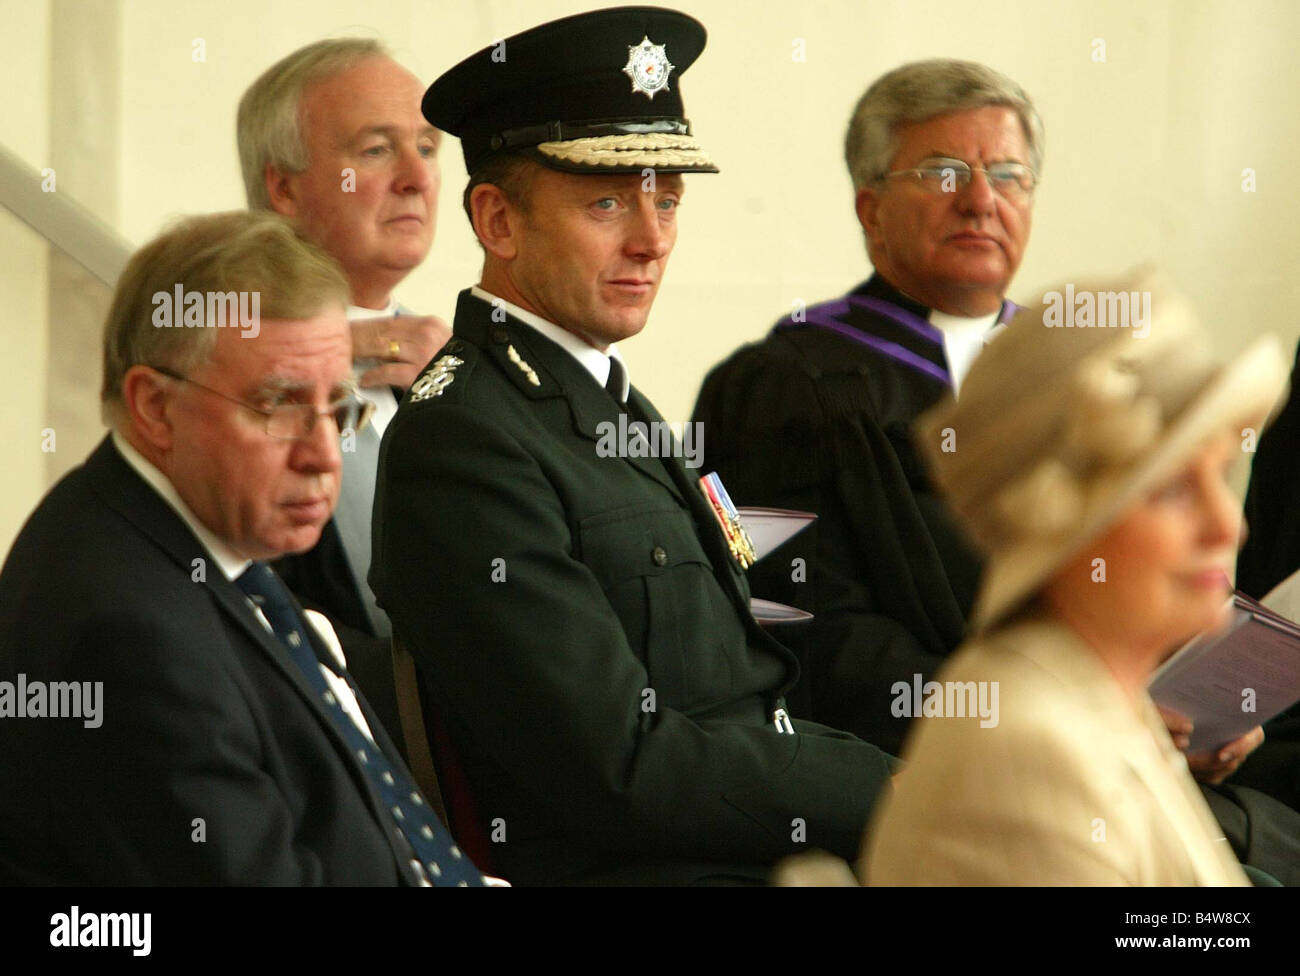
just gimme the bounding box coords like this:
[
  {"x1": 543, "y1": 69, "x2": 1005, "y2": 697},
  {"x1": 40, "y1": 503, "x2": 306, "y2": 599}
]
[{"x1": 622, "y1": 36, "x2": 674, "y2": 100}]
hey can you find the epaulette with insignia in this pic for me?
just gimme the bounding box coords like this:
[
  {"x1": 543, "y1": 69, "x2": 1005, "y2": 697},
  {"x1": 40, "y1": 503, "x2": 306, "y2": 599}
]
[{"x1": 408, "y1": 340, "x2": 476, "y2": 404}]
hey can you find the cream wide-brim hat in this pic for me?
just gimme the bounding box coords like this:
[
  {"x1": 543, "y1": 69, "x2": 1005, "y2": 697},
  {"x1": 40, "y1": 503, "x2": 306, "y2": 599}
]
[{"x1": 916, "y1": 268, "x2": 1289, "y2": 633}]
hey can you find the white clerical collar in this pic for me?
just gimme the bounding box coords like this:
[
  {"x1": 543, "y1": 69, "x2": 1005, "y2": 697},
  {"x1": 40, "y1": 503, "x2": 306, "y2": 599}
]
[
  {"x1": 929, "y1": 308, "x2": 1001, "y2": 396},
  {"x1": 471, "y1": 286, "x2": 629, "y2": 399},
  {"x1": 111, "y1": 431, "x2": 251, "y2": 582},
  {"x1": 928, "y1": 307, "x2": 1001, "y2": 336}
]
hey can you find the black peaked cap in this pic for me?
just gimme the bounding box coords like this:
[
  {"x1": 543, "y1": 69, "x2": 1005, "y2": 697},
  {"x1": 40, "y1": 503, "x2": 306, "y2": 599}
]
[{"x1": 423, "y1": 6, "x2": 717, "y2": 174}]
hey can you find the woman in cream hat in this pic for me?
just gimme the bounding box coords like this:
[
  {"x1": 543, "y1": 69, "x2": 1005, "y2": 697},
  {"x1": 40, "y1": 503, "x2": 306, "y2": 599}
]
[{"x1": 860, "y1": 268, "x2": 1287, "y2": 885}]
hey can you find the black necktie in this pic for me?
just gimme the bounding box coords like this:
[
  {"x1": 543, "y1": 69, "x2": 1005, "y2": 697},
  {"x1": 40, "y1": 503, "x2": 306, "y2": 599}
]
[
  {"x1": 235, "y1": 562, "x2": 484, "y2": 886},
  {"x1": 605, "y1": 356, "x2": 627, "y2": 404}
]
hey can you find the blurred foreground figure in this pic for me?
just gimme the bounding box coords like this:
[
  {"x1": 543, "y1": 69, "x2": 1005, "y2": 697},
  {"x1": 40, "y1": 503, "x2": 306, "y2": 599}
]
[{"x1": 864, "y1": 270, "x2": 1283, "y2": 884}]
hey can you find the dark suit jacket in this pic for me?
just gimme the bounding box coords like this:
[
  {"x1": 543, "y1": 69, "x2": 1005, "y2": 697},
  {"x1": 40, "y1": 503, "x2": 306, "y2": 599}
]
[
  {"x1": 692, "y1": 275, "x2": 987, "y2": 755},
  {"x1": 370, "y1": 290, "x2": 894, "y2": 885},
  {"x1": 0, "y1": 437, "x2": 421, "y2": 884}
]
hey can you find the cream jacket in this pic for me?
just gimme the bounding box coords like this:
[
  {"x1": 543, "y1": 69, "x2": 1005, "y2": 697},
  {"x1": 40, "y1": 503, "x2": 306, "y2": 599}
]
[{"x1": 862, "y1": 614, "x2": 1248, "y2": 885}]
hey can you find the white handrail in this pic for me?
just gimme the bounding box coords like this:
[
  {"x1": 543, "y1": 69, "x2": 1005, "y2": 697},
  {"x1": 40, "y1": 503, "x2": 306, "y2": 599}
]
[{"x1": 0, "y1": 142, "x2": 134, "y2": 286}]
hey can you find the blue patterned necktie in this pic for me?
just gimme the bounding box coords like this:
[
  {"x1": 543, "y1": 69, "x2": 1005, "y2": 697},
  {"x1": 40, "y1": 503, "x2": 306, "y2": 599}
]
[{"x1": 236, "y1": 562, "x2": 484, "y2": 886}]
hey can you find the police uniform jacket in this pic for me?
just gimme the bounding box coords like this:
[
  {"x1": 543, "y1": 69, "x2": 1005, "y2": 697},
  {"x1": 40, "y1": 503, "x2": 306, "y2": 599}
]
[{"x1": 370, "y1": 290, "x2": 894, "y2": 885}]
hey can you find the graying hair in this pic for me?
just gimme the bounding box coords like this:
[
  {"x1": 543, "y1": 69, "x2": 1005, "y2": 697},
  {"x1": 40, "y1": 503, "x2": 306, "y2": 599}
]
[
  {"x1": 845, "y1": 59, "x2": 1044, "y2": 191},
  {"x1": 237, "y1": 37, "x2": 391, "y2": 210},
  {"x1": 101, "y1": 211, "x2": 351, "y2": 426}
]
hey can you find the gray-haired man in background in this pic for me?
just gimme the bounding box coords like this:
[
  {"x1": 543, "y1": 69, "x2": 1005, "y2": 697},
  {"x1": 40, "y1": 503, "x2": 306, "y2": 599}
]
[
  {"x1": 237, "y1": 39, "x2": 449, "y2": 740},
  {"x1": 695, "y1": 59, "x2": 1039, "y2": 755}
]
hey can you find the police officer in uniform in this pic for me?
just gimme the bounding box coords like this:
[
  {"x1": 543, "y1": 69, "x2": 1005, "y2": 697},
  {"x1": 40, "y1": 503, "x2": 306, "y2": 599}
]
[{"x1": 370, "y1": 7, "x2": 894, "y2": 885}]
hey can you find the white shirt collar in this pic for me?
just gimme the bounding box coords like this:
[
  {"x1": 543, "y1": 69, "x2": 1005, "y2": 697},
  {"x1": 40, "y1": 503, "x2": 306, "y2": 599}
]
[
  {"x1": 470, "y1": 286, "x2": 629, "y2": 399},
  {"x1": 928, "y1": 308, "x2": 1001, "y2": 396},
  {"x1": 347, "y1": 299, "x2": 399, "y2": 321},
  {"x1": 111, "y1": 431, "x2": 251, "y2": 582}
]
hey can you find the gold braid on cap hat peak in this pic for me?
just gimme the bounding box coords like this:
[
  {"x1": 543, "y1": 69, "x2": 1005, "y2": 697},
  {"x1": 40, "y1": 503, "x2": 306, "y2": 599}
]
[
  {"x1": 536, "y1": 131, "x2": 715, "y2": 168},
  {"x1": 991, "y1": 354, "x2": 1162, "y2": 545}
]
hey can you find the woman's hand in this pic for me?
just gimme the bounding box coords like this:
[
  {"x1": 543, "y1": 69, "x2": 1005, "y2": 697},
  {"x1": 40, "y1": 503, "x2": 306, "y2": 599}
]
[{"x1": 1158, "y1": 705, "x2": 1264, "y2": 784}]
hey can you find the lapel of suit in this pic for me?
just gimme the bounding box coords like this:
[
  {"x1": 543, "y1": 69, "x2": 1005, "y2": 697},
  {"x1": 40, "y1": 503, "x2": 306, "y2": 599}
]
[
  {"x1": 87, "y1": 439, "x2": 388, "y2": 765},
  {"x1": 453, "y1": 290, "x2": 684, "y2": 503}
]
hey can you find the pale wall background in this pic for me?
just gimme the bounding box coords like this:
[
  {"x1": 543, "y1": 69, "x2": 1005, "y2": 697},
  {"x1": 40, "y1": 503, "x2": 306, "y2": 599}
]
[{"x1": 3, "y1": 0, "x2": 1298, "y2": 557}]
